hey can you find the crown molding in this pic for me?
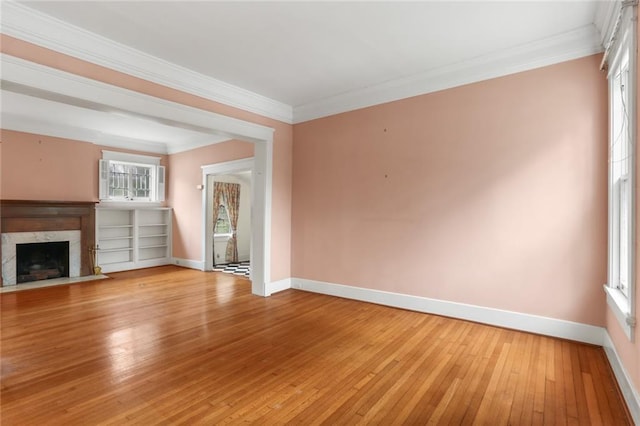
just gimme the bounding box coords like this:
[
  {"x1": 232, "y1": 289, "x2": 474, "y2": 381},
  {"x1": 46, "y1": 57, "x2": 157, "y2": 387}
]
[
  {"x1": 293, "y1": 25, "x2": 604, "y2": 123},
  {"x1": 1, "y1": 1, "x2": 293, "y2": 124},
  {"x1": 594, "y1": 1, "x2": 622, "y2": 46},
  {"x1": 2, "y1": 1, "x2": 606, "y2": 126}
]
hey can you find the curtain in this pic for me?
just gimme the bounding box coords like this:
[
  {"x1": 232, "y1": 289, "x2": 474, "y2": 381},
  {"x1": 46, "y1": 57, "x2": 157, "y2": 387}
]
[
  {"x1": 221, "y1": 183, "x2": 241, "y2": 263},
  {"x1": 212, "y1": 182, "x2": 224, "y2": 263}
]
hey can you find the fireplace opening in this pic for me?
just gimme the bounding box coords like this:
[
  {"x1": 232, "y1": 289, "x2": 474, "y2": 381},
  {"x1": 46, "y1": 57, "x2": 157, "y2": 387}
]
[{"x1": 16, "y1": 241, "x2": 70, "y2": 283}]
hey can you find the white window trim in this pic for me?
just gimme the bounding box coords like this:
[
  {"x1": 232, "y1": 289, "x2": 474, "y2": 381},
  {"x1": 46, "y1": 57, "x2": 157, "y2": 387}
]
[
  {"x1": 606, "y1": 1, "x2": 637, "y2": 341},
  {"x1": 605, "y1": 285, "x2": 635, "y2": 340},
  {"x1": 100, "y1": 150, "x2": 165, "y2": 205},
  {"x1": 102, "y1": 150, "x2": 161, "y2": 165}
]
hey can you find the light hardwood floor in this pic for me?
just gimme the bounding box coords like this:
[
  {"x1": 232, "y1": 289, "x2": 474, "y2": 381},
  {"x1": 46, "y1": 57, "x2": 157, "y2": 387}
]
[{"x1": 0, "y1": 266, "x2": 632, "y2": 424}]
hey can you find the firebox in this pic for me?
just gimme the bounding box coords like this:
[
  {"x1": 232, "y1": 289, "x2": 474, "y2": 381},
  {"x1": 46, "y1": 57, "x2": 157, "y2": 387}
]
[{"x1": 16, "y1": 241, "x2": 70, "y2": 283}]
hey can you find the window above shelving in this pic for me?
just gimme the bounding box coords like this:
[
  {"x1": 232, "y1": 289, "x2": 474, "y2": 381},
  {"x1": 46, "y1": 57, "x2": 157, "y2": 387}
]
[{"x1": 99, "y1": 151, "x2": 165, "y2": 203}]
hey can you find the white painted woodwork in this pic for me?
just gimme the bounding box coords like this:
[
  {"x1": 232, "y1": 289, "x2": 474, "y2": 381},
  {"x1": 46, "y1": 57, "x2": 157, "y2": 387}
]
[{"x1": 95, "y1": 207, "x2": 172, "y2": 273}]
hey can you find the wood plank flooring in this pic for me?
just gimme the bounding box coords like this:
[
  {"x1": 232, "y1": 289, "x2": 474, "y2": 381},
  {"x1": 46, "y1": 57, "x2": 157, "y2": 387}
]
[{"x1": 0, "y1": 266, "x2": 632, "y2": 424}]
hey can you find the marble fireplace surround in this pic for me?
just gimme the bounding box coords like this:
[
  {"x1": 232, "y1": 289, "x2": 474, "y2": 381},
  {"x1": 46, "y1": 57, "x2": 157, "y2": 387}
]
[
  {"x1": 2, "y1": 230, "x2": 81, "y2": 285},
  {"x1": 0, "y1": 200, "x2": 96, "y2": 286}
]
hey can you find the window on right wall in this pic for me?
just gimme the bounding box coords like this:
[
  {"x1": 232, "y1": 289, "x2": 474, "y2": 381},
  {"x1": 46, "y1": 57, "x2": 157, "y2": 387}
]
[{"x1": 604, "y1": 1, "x2": 637, "y2": 341}]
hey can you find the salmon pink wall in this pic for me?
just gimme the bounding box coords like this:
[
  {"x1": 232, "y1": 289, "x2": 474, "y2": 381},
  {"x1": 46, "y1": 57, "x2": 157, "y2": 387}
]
[
  {"x1": 292, "y1": 55, "x2": 608, "y2": 326},
  {"x1": 1, "y1": 130, "x2": 98, "y2": 201},
  {"x1": 1, "y1": 36, "x2": 293, "y2": 282},
  {"x1": 0, "y1": 129, "x2": 167, "y2": 201},
  {"x1": 167, "y1": 140, "x2": 254, "y2": 262}
]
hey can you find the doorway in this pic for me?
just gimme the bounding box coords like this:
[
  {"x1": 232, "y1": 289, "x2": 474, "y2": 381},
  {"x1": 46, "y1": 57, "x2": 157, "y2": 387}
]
[
  {"x1": 202, "y1": 157, "x2": 261, "y2": 284},
  {"x1": 3, "y1": 55, "x2": 274, "y2": 297},
  {"x1": 209, "y1": 170, "x2": 252, "y2": 277}
]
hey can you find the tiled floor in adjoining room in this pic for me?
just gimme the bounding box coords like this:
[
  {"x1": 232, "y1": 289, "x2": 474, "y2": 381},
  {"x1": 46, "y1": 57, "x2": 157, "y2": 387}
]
[{"x1": 212, "y1": 261, "x2": 250, "y2": 278}]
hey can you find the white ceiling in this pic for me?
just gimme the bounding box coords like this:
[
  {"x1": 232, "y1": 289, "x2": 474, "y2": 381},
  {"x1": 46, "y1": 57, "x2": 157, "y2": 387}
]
[
  {"x1": 0, "y1": 1, "x2": 610, "y2": 153},
  {"x1": 17, "y1": 1, "x2": 602, "y2": 107}
]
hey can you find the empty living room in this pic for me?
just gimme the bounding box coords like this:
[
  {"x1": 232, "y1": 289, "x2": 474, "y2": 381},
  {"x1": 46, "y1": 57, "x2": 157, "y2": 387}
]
[{"x1": 1, "y1": 1, "x2": 639, "y2": 424}]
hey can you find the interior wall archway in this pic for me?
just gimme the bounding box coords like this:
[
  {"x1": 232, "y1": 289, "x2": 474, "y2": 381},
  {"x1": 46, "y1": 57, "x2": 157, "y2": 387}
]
[{"x1": 2, "y1": 55, "x2": 275, "y2": 297}]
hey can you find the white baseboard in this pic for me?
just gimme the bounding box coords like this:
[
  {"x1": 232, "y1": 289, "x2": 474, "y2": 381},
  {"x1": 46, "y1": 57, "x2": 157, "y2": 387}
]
[
  {"x1": 100, "y1": 261, "x2": 136, "y2": 274},
  {"x1": 267, "y1": 278, "x2": 291, "y2": 296},
  {"x1": 292, "y1": 278, "x2": 605, "y2": 345},
  {"x1": 172, "y1": 257, "x2": 205, "y2": 271},
  {"x1": 603, "y1": 332, "x2": 640, "y2": 424},
  {"x1": 100, "y1": 259, "x2": 170, "y2": 274}
]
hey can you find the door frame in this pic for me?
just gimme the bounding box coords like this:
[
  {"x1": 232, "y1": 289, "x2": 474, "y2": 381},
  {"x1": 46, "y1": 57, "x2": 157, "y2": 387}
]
[
  {"x1": 202, "y1": 156, "x2": 270, "y2": 296},
  {"x1": 3, "y1": 54, "x2": 275, "y2": 297}
]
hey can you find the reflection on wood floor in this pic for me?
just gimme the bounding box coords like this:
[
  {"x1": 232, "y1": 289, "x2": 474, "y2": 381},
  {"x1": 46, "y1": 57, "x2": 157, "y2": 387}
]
[{"x1": 0, "y1": 266, "x2": 632, "y2": 424}]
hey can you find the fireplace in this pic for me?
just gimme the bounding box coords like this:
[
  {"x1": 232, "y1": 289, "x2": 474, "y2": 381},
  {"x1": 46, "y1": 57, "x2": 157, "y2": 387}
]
[
  {"x1": 16, "y1": 241, "x2": 70, "y2": 283},
  {"x1": 2, "y1": 230, "x2": 81, "y2": 285},
  {"x1": 0, "y1": 200, "x2": 95, "y2": 286}
]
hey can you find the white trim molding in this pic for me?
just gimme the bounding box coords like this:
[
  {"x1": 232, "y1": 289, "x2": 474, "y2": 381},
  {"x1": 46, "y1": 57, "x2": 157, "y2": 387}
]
[
  {"x1": 200, "y1": 153, "x2": 272, "y2": 298},
  {"x1": 292, "y1": 25, "x2": 603, "y2": 123},
  {"x1": 595, "y1": 1, "x2": 623, "y2": 47},
  {"x1": 201, "y1": 158, "x2": 255, "y2": 176},
  {"x1": 605, "y1": 0, "x2": 638, "y2": 343},
  {"x1": 292, "y1": 278, "x2": 605, "y2": 345},
  {"x1": 172, "y1": 257, "x2": 205, "y2": 271},
  {"x1": 100, "y1": 258, "x2": 170, "y2": 274},
  {"x1": 267, "y1": 278, "x2": 292, "y2": 296},
  {"x1": 1, "y1": 1, "x2": 293, "y2": 124},
  {"x1": 603, "y1": 331, "x2": 640, "y2": 424},
  {"x1": 102, "y1": 150, "x2": 161, "y2": 165},
  {"x1": 605, "y1": 285, "x2": 636, "y2": 341}
]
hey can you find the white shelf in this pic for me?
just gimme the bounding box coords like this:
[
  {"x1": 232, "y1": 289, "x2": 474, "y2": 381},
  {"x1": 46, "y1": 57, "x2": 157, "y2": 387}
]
[
  {"x1": 96, "y1": 207, "x2": 172, "y2": 272},
  {"x1": 101, "y1": 260, "x2": 132, "y2": 266}
]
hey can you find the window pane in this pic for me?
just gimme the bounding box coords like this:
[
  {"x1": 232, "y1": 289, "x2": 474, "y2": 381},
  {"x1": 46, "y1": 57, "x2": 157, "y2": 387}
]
[
  {"x1": 109, "y1": 163, "x2": 129, "y2": 198},
  {"x1": 130, "y1": 166, "x2": 151, "y2": 198},
  {"x1": 215, "y1": 205, "x2": 231, "y2": 234},
  {"x1": 108, "y1": 162, "x2": 153, "y2": 200},
  {"x1": 610, "y1": 53, "x2": 632, "y2": 299},
  {"x1": 619, "y1": 178, "x2": 629, "y2": 294}
]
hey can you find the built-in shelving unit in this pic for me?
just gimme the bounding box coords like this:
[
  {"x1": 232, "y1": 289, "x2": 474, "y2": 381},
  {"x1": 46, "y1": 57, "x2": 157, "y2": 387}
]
[{"x1": 96, "y1": 207, "x2": 172, "y2": 273}]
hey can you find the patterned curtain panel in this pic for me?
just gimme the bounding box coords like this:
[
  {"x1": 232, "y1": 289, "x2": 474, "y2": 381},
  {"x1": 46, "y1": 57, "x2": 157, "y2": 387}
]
[
  {"x1": 220, "y1": 183, "x2": 241, "y2": 263},
  {"x1": 212, "y1": 182, "x2": 224, "y2": 264},
  {"x1": 212, "y1": 182, "x2": 224, "y2": 233}
]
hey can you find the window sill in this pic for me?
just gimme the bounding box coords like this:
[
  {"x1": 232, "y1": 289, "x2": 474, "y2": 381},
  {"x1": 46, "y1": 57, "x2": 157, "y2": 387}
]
[
  {"x1": 604, "y1": 284, "x2": 635, "y2": 341},
  {"x1": 98, "y1": 200, "x2": 163, "y2": 209}
]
